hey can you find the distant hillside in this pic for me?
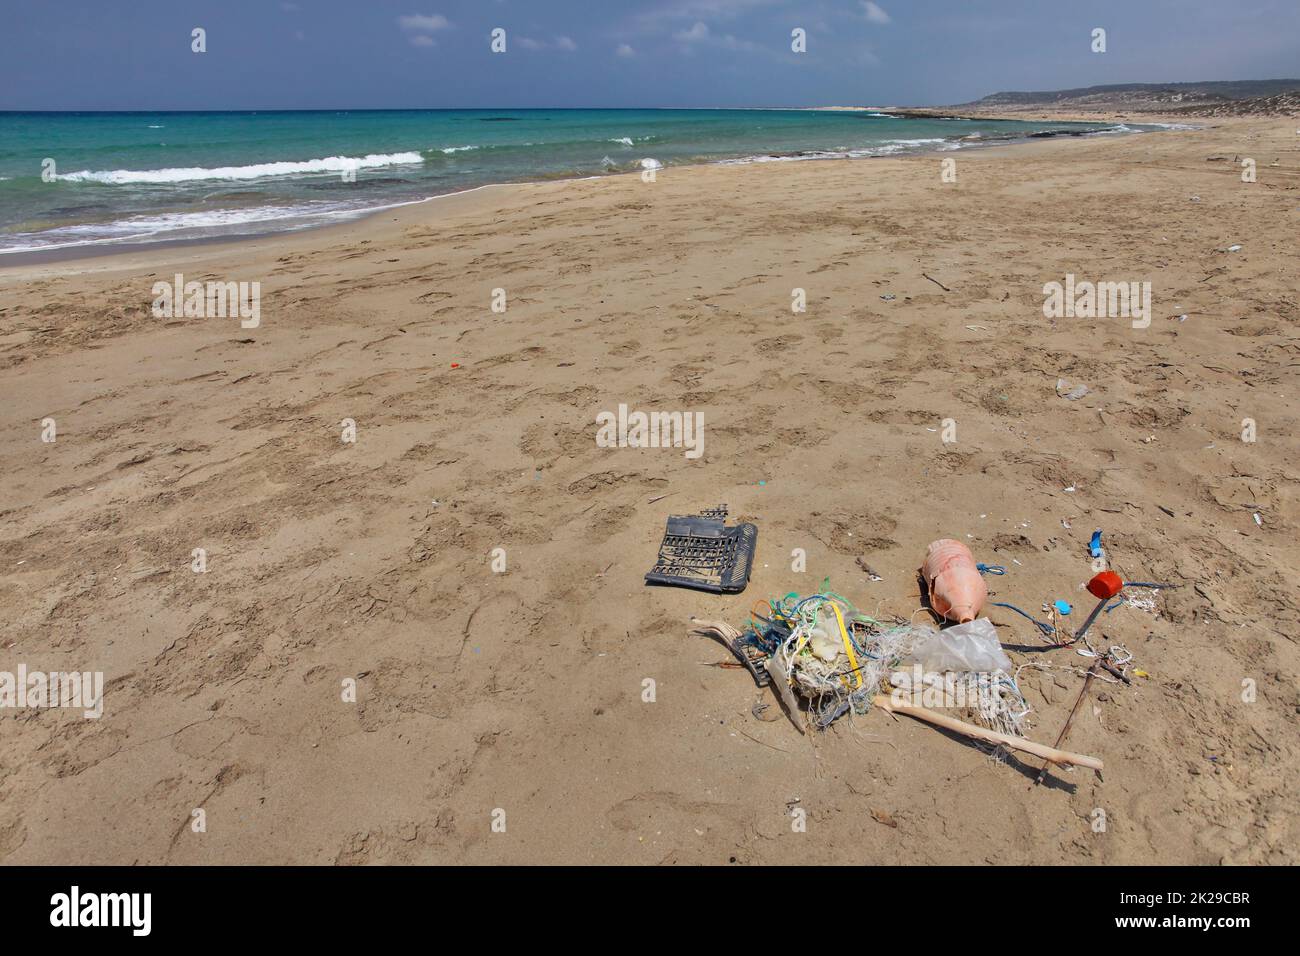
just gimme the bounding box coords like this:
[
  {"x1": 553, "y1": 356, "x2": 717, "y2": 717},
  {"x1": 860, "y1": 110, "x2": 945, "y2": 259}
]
[
  {"x1": 970, "y1": 79, "x2": 1300, "y2": 106},
  {"x1": 960, "y1": 79, "x2": 1300, "y2": 116},
  {"x1": 1164, "y1": 90, "x2": 1300, "y2": 117}
]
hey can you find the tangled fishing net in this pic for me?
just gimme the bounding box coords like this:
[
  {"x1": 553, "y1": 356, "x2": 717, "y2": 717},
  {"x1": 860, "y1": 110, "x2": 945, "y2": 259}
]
[{"x1": 734, "y1": 585, "x2": 1030, "y2": 735}]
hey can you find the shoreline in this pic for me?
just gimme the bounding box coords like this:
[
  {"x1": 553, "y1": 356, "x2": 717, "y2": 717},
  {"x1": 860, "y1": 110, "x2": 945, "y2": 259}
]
[{"x1": 0, "y1": 115, "x2": 1178, "y2": 273}]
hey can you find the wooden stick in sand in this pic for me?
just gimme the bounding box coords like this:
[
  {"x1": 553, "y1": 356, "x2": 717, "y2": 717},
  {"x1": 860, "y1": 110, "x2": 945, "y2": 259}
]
[
  {"x1": 872, "y1": 694, "x2": 1103, "y2": 771},
  {"x1": 1033, "y1": 660, "x2": 1102, "y2": 784}
]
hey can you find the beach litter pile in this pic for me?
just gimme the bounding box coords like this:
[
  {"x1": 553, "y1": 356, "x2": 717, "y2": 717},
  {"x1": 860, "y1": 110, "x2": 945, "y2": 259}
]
[
  {"x1": 685, "y1": 531, "x2": 1188, "y2": 776},
  {"x1": 691, "y1": 584, "x2": 1098, "y2": 768},
  {"x1": 689, "y1": 564, "x2": 1106, "y2": 770}
]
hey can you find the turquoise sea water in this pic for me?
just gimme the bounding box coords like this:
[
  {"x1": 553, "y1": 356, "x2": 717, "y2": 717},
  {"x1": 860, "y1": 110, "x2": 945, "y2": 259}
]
[{"x1": 0, "y1": 109, "x2": 1148, "y2": 255}]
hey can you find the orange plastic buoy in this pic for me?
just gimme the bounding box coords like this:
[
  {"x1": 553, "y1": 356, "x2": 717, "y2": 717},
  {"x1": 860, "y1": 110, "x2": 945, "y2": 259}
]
[
  {"x1": 1073, "y1": 570, "x2": 1126, "y2": 643},
  {"x1": 922, "y1": 538, "x2": 987, "y2": 623},
  {"x1": 1086, "y1": 570, "x2": 1123, "y2": 600}
]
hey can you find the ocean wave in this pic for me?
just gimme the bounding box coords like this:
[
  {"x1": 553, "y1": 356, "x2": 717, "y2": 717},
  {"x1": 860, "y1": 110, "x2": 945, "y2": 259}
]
[
  {"x1": 0, "y1": 196, "x2": 442, "y2": 254},
  {"x1": 56, "y1": 152, "x2": 426, "y2": 185},
  {"x1": 876, "y1": 137, "x2": 948, "y2": 150},
  {"x1": 611, "y1": 137, "x2": 634, "y2": 147},
  {"x1": 715, "y1": 137, "x2": 953, "y2": 165},
  {"x1": 439, "y1": 145, "x2": 478, "y2": 154}
]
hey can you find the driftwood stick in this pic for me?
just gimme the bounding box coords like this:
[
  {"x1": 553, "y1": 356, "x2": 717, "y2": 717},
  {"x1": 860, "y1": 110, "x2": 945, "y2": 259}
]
[
  {"x1": 872, "y1": 694, "x2": 1103, "y2": 771},
  {"x1": 1034, "y1": 661, "x2": 1101, "y2": 784}
]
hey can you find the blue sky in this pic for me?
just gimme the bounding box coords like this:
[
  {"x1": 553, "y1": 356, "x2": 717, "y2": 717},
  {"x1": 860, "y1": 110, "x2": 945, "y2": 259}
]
[{"x1": 3, "y1": 0, "x2": 1297, "y2": 110}]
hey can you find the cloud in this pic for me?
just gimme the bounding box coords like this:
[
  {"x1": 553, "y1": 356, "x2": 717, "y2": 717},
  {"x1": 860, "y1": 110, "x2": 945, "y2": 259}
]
[
  {"x1": 397, "y1": 14, "x2": 451, "y2": 33},
  {"x1": 674, "y1": 21, "x2": 710, "y2": 42},
  {"x1": 636, "y1": 0, "x2": 778, "y2": 31},
  {"x1": 671, "y1": 19, "x2": 763, "y2": 54},
  {"x1": 861, "y1": 2, "x2": 891, "y2": 25},
  {"x1": 716, "y1": 34, "x2": 761, "y2": 52},
  {"x1": 517, "y1": 35, "x2": 578, "y2": 52},
  {"x1": 615, "y1": 43, "x2": 636, "y2": 57},
  {"x1": 409, "y1": 35, "x2": 436, "y2": 48}
]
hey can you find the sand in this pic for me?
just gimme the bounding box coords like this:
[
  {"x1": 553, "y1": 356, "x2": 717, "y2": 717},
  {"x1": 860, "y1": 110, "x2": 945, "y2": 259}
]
[{"x1": 1, "y1": 116, "x2": 1297, "y2": 865}]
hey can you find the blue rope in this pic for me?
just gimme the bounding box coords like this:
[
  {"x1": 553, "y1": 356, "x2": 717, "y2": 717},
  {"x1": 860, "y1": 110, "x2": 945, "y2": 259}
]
[
  {"x1": 989, "y1": 601, "x2": 1055, "y2": 637},
  {"x1": 976, "y1": 563, "x2": 1006, "y2": 575}
]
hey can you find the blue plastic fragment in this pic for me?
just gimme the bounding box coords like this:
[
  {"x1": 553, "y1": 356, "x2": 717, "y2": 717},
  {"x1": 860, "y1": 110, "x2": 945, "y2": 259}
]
[
  {"x1": 1089, "y1": 529, "x2": 1104, "y2": 558},
  {"x1": 1053, "y1": 600, "x2": 1072, "y2": 616}
]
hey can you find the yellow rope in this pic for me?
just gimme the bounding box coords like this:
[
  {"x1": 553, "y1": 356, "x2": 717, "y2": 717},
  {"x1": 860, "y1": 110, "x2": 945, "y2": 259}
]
[{"x1": 830, "y1": 602, "x2": 862, "y2": 689}]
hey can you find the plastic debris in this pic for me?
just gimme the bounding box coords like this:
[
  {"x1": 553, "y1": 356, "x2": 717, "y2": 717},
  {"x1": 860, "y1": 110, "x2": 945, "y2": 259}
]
[
  {"x1": 905, "y1": 618, "x2": 1013, "y2": 673},
  {"x1": 695, "y1": 584, "x2": 1027, "y2": 737},
  {"x1": 1088, "y1": 529, "x2": 1104, "y2": 559},
  {"x1": 1056, "y1": 378, "x2": 1089, "y2": 400},
  {"x1": 645, "y1": 504, "x2": 757, "y2": 594},
  {"x1": 922, "y1": 539, "x2": 987, "y2": 623}
]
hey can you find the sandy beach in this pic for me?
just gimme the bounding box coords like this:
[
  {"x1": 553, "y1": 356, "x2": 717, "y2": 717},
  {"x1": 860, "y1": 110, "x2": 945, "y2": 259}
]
[{"x1": 1, "y1": 116, "x2": 1296, "y2": 865}]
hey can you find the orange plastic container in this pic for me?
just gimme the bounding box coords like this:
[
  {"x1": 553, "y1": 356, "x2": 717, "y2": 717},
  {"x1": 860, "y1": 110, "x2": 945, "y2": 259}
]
[{"x1": 922, "y1": 538, "x2": 988, "y2": 624}]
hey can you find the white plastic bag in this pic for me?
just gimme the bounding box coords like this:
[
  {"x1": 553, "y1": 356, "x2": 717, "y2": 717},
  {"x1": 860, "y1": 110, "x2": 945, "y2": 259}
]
[{"x1": 905, "y1": 617, "x2": 1011, "y2": 673}]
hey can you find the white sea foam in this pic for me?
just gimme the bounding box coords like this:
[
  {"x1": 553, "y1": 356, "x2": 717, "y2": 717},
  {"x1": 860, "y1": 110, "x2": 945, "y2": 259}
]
[
  {"x1": 715, "y1": 137, "x2": 953, "y2": 165},
  {"x1": 439, "y1": 145, "x2": 478, "y2": 153},
  {"x1": 56, "y1": 152, "x2": 426, "y2": 184},
  {"x1": 611, "y1": 137, "x2": 634, "y2": 147},
  {"x1": 875, "y1": 137, "x2": 948, "y2": 150},
  {"x1": 0, "y1": 204, "x2": 340, "y2": 253}
]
